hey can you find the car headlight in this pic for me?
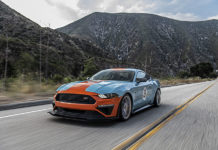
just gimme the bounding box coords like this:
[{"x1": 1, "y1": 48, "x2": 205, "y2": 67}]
[{"x1": 98, "y1": 93, "x2": 119, "y2": 99}]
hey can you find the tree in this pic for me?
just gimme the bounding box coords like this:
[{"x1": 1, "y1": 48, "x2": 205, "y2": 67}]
[
  {"x1": 16, "y1": 52, "x2": 35, "y2": 74},
  {"x1": 190, "y1": 62, "x2": 213, "y2": 78},
  {"x1": 82, "y1": 57, "x2": 98, "y2": 77},
  {"x1": 3, "y1": 33, "x2": 9, "y2": 90},
  {"x1": 178, "y1": 71, "x2": 190, "y2": 78}
]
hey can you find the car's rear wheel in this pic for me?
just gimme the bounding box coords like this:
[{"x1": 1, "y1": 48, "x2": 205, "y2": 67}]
[
  {"x1": 153, "y1": 89, "x2": 161, "y2": 107},
  {"x1": 120, "y1": 94, "x2": 132, "y2": 121}
]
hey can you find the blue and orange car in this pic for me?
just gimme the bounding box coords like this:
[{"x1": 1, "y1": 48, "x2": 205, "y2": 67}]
[{"x1": 49, "y1": 68, "x2": 161, "y2": 121}]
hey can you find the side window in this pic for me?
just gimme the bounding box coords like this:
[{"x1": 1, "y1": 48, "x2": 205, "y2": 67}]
[{"x1": 136, "y1": 71, "x2": 145, "y2": 79}]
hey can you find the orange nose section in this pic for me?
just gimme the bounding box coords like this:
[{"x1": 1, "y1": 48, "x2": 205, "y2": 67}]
[{"x1": 58, "y1": 80, "x2": 101, "y2": 95}]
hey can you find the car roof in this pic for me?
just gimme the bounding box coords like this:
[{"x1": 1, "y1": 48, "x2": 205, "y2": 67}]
[{"x1": 106, "y1": 68, "x2": 143, "y2": 72}]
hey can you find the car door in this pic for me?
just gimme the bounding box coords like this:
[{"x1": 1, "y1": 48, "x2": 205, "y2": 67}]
[
  {"x1": 144, "y1": 74, "x2": 156, "y2": 104},
  {"x1": 132, "y1": 71, "x2": 151, "y2": 110}
]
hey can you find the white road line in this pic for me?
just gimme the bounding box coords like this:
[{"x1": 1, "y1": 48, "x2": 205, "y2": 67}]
[{"x1": 0, "y1": 108, "x2": 52, "y2": 119}]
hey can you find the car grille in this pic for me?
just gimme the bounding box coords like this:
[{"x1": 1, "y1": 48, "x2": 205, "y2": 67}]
[{"x1": 55, "y1": 94, "x2": 96, "y2": 104}]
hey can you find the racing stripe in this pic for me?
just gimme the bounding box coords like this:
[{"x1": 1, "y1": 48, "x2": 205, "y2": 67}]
[
  {"x1": 60, "y1": 80, "x2": 102, "y2": 95},
  {"x1": 56, "y1": 81, "x2": 83, "y2": 91},
  {"x1": 85, "y1": 80, "x2": 115, "y2": 93}
]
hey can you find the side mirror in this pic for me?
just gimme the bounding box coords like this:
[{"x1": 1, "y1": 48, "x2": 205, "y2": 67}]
[
  {"x1": 86, "y1": 77, "x2": 90, "y2": 80},
  {"x1": 136, "y1": 78, "x2": 148, "y2": 83}
]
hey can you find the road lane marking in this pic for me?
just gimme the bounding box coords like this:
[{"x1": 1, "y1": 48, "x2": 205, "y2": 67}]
[
  {"x1": 0, "y1": 108, "x2": 51, "y2": 119},
  {"x1": 128, "y1": 91, "x2": 205, "y2": 150},
  {"x1": 112, "y1": 82, "x2": 215, "y2": 150}
]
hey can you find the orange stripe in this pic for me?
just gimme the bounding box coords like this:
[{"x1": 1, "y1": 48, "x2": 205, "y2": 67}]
[{"x1": 59, "y1": 80, "x2": 101, "y2": 95}]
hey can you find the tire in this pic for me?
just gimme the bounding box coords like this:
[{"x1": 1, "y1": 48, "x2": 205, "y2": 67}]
[
  {"x1": 119, "y1": 94, "x2": 132, "y2": 121},
  {"x1": 153, "y1": 89, "x2": 161, "y2": 107}
]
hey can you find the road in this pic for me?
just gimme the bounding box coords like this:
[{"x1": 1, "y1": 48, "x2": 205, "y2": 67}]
[{"x1": 0, "y1": 80, "x2": 217, "y2": 150}]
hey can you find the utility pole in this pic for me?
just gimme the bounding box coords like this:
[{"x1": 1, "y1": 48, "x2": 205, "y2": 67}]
[
  {"x1": 2, "y1": 19, "x2": 9, "y2": 91},
  {"x1": 3, "y1": 33, "x2": 9, "y2": 91},
  {"x1": 45, "y1": 24, "x2": 50, "y2": 80},
  {"x1": 145, "y1": 54, "x2": 147, "y2": 72},
  {"x1": 150, "y1": 50, "x2": 152, "y2": 73},
  {"x1": 39, "y1": 27, "x2": 42, "y2": 86}
]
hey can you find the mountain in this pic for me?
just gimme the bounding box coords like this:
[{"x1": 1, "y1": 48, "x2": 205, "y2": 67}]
[
  {"x1": 0, "y1": 1, "x2": 110, "y2": 79},
  {"x1": 58, "y1": 12, "x2": 218, "y2": 76}
]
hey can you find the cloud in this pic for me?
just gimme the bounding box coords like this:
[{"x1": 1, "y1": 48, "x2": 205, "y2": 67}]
[
  {"x1": 77, "y1": 0, "x2": 102, "y2": 10},
  {"x1": 44, "y1": 0, "x2": 210, "y2": 24},
  {"x1": 45, "y1": 0, "x2": 78, "y2": 21},
  {"x1": 208, "y1": 15, "x2": 218, "y2": 20},
  {"x1": 75, "y1": 0, "x2": 203, "y2": 21},
  {"x1": 56, "y1": 3, "x2": 78, "y2": 21},
  {"x1": 43, "y1": 0, "x2": 160, "y2": 22},
  {"x1": 45, "y1": 0, "x2": 55, "y2": 6},
  {"x1": 159, "y1": 12, "x2": 201, "y2": 21},
  {"x1": 2, "y1": 0, "x2": 218, "y2": 28}
]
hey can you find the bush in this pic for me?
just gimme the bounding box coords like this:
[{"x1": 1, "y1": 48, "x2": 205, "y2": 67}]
[
  {"x1": 190, "y1": 62, "x2": 214, "y2": 78},
  {"x1": 82, "y1": 57, "x2": 98, "y2": 77},
  {"x1": 4, "y1": 77, "x2": 57, "y2": 94},
  {"x1": 208, "y1": 72, "x2": 217, "y2": 78},
  {"x1": 77, "y1": 76, "x2": 87, "y2": 81},
  {"x1": 63, "y1": 76, "x2": 74, "y2": 83},
  {"x1": 178, "y1": 71, "x2": 190, "y2": 78},
  {"x1": 52, "y1": 74, "x2": 63, "y2": 83},
  {"x1": 16, "y1": 52, "x2": 35, "y2": 74}
]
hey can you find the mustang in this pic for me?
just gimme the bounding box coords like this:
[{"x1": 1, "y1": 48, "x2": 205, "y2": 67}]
[{"x1": 49, "y1": 68, "x2": 161, "y2": 121}]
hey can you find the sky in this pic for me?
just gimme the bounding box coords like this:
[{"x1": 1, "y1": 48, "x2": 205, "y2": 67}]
[{"x1": 1, "y1": 0, "x2": 218, "y2": 29}]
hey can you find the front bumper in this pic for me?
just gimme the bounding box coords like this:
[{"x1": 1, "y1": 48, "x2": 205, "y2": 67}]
[
  {"x1": 49, "y1": 95, "x2": 122, "y2": 120},
  {"x1": 48, "y1": 107, "x2": 117, "y2": 120}
]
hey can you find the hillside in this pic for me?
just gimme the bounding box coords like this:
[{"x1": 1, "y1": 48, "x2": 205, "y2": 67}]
[
  {"x1": 58, "y1": 12, "x2": 218, "y2": 76},
  {"x1": 0, "y1": 1, "x2": 107, "y2": 79}
]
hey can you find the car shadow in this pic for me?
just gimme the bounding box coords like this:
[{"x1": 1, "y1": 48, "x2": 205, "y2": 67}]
[{"x1": 47, "y1": 103, "x2": 173, "y2": 128}]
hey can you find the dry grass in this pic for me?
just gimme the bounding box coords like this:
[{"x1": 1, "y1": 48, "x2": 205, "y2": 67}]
[
  {"x1": 0, "y1": 77, "x2": 215, "y2": 105},
  {"x1": 159, "y1": 77, "x2": 213, "y2": 87},
  {"x1": 0, "y1": 79, "x2": 60, "y2": 105}
]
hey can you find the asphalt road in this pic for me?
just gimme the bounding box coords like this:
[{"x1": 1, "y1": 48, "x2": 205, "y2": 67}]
[
  {"x1": 0, "y1": 80, "x2": 217, "y2": 150},
  {"x1": 138, "y1": 80, "x2": 218, "y2": 150}
]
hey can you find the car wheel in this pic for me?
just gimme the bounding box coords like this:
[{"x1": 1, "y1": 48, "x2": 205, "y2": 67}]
[
  {"x1": 153, "y1": 89, "x2": 161, "y2": 107},
  {"x1": 120, "y1": 94, "x2": 132, "y2": 121}
]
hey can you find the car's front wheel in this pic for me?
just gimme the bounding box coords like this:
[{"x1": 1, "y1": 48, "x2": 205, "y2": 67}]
[{"x1": 120, "y1": 94, "x2": 132, "y2": 121}]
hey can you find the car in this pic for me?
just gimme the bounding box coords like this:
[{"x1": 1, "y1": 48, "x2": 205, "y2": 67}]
[{"x1": 49, "y1": 68, "x2": 161, "y2": 121}]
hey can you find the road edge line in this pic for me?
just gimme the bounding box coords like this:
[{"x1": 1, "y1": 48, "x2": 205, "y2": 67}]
[{"x1": 0, "y1": 99, "x2": 53, "y2": 111}]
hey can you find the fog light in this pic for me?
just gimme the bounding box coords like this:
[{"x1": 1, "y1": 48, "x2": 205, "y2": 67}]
[{"x1": 97, "y1": 104, "x2": 114, "y2": 115}]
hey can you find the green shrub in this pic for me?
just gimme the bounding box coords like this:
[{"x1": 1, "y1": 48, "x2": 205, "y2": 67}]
[
  {"x1": 16, "y1": 52, "x2": 35, "y2": 74},
  {"x1": 52, "y1": 74, "x2": 63, "y2": 83},
  {"x1": 178, "y1": 71, "x2": 190, "y2": 78},
  {"x1": 208, "y1": 72, "x2": 217, "y2": 78},
  {"x1": 63, "y1": 76, "x2": 74, "y2": 83},
  {"x1": 82, "y1": 57, "x2": 98, "y2": 77},
  {"x1": 190, "y1": 62, "x2": 214, "y2": 78},
  {"x1": 77, "y1": 76, "x2": 87, "y2": 81}
]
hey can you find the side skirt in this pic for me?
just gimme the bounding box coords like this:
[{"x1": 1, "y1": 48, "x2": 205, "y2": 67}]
[{"x1": 132, "y1": 104, "x2": 153, "y2": 114}]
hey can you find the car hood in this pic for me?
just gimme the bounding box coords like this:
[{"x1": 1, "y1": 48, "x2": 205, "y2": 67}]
[{"x1": 57, "y1": 80, "x2": 131, "y2": 95}]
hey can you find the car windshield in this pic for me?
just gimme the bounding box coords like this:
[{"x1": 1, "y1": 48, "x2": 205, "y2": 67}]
[{"x1": 90, "y1": 70, "x2": 135, "y2": 82}]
